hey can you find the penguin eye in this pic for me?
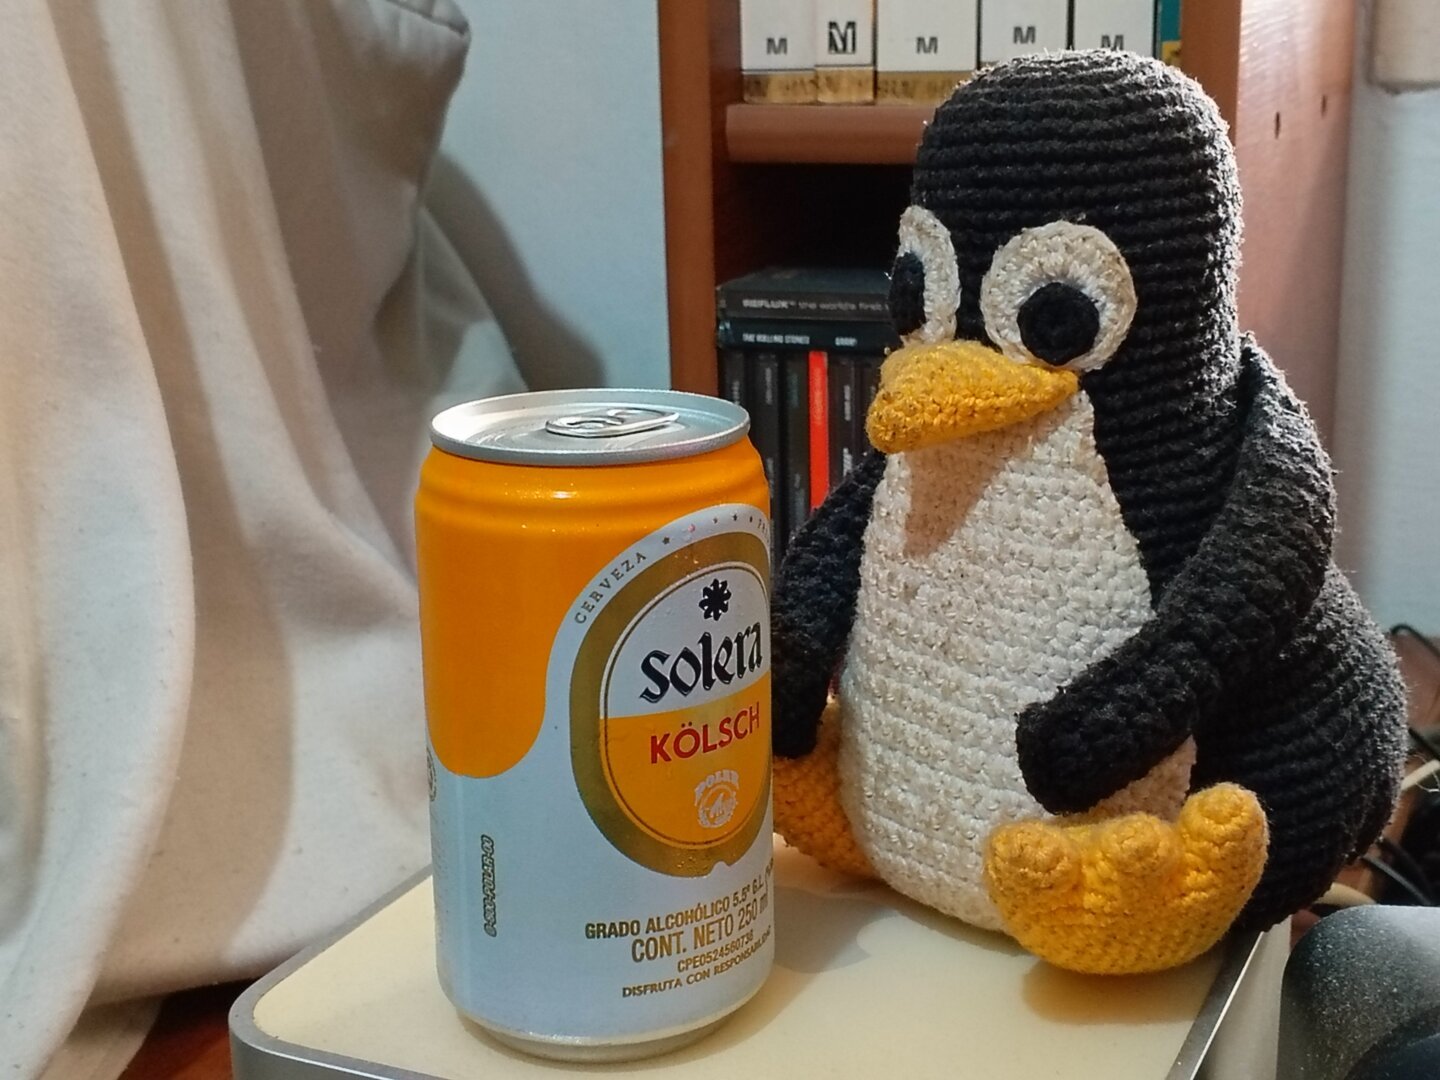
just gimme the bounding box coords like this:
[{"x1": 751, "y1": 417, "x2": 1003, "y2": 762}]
[
  {"x1": 978, "y1": 222, "x2": 1137, "y2": 371},
  {"x1": 890, "y1": 205, "x2": 960, "y2": 345}
]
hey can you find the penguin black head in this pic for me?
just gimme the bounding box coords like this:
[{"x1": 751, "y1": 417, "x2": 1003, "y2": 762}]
[{"x1": 872, "y1": 50, "x2": 1242, "y2": 453}]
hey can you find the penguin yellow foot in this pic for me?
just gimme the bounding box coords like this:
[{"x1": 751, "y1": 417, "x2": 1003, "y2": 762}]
[
  {"x1": 983, "y1": 784, "x2": 1268, "y2": 975},
  {"x1": 773, "y1": 701, "x2": 875, "y2": 879}
]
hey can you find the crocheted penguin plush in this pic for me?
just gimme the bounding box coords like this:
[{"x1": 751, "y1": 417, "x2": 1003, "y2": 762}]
[{"x1": 770, "y1": 50, "x2": 1407, "y2": 976}]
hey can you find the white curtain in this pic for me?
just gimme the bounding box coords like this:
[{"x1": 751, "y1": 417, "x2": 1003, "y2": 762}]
[{"x1": 0, "y1": 1, "x2": 524, "y2": 1075}]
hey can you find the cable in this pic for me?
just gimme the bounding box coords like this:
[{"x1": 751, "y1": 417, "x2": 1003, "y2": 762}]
[
  {"x1": 1361, "y1": 854, "x2": 1434, "y2": 906},
  {"x1": 1403, "y1": 759, "x2": 1440, "y2": 793},
  {"x1": 1315, "y1": 882, "x2": 1376, "y2": 909}
]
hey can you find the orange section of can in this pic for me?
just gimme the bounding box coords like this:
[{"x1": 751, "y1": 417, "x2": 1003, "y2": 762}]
[
  {"x1": 416, "y1": 439, "x2": 769, "y2": 780},
  {"x1": 600, "y1": 676, "x2": 770, "y2": 846}
]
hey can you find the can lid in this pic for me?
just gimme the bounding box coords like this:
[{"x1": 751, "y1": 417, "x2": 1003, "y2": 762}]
[{"x1": 429, "y1": 389, "x2": 750, "y2": 466}]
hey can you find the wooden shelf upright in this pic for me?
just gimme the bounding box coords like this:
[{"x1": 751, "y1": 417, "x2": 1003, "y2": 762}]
[{"x1": 659, "y1": 0, "x2": 1358, "y2": 441}]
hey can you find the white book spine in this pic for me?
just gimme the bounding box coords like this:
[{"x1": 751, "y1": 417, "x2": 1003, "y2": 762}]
[
  {"x1": 816, "y1": 0, "x2": 876, "y2": 69},
  {"x1": 1071, "y1": 0, "x2": 1158, "y2": 57},
  {"x1": 816, "y1": 0, "x2": 875, "y2": 102},
  {"x1": 741, "y1": 0, "x2": 817, "y2": 73},
  {"x1": 876, "y1": 0, "x2": 979, "y2": 73},
  {"x1": 979, "y1": 0, "x2": 1069, "y2": 65}
]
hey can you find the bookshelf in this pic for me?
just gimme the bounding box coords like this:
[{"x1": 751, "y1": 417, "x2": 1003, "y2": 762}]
[
  {"x1": 726, "y1": 104, "x2": 932, "y2": 163},
  {"x1": 659, "y1": 0, "x2": 1357, "y2": 442}
]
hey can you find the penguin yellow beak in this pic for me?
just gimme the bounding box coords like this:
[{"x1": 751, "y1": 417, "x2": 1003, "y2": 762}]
[{"x1": 866, "y1": 340, "x2": 1080, "y2": 453}]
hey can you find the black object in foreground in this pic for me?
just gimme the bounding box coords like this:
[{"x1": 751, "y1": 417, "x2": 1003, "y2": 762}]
[{"x1": 1279, "y1": 906, "x2": 1440, "y2": 1080}]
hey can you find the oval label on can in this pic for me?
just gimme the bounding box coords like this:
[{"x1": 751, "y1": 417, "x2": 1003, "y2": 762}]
[{"x1": 570, "y1": 520, "x2": 771, "y2": 877}]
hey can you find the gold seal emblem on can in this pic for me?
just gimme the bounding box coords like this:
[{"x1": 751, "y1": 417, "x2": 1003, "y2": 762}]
[{"x1": 417, "y1": 390, "x2": 774, "y2": 1061}]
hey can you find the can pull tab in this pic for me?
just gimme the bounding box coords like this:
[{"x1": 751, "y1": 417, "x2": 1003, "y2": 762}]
[{"x1": 544, "y1": 407, "x2": 680, "y2": 439}]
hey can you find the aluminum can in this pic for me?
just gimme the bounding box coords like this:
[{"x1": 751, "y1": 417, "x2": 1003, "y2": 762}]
[{"x1": 417, "y1": 389, "x2": 775, "y2": 1061}]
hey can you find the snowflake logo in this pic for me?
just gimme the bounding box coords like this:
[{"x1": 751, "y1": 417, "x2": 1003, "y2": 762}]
[{"x1": 699, "y1": 578, "x2": 731, "y2": 621}]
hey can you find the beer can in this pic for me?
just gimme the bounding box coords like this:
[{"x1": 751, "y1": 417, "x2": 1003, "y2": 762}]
[{"x1": 417, "y1": 389, "x2": 775, "y2": 1061}]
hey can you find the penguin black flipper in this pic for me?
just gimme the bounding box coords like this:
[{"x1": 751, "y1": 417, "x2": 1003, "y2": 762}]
[
  {"x1": 772, "y1": 449, "x2": 886, "y2": 759},
  {"x1": 1204, "y1": 564, "x2": 1406, "y2": 930},
  {"x1": 1015, "y1": 340, "x2": 1347, "y2": 814}
]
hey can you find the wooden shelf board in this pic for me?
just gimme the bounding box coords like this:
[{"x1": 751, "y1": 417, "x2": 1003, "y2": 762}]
[{"x1": 725, "y1": 104, "x2": 932, "y2": 165}]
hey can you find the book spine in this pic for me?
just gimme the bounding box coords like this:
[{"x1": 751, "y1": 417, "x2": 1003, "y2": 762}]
[
  {"x1": 875, "y1": 0, "x2": 978, "y2": 105},
  {"x1": 978, "y1": 0, "x2": 1069, "y2": 66},
  {"x1": 808, "y1": 350, "x2": 830, "y2": 510},
  {"x1": 1070, "y1": 0, "x2": 1158, "y2": 56},
  {"x1": 783, "y1": 353, "x2": 811, "y2": 554},
  {"x1": 717, "y1": 290, "x2": 892, "y2": 322},
  {"x1": 719, "y1": 348, "x2": 747, "y2": 410},
  {"x1": 741, "y1": 0, "x2": 819, "y2": 103},
  {"x1": 747, "y1": 352, "x2": 785, "y2": 555},
  {"x1": 1157, "y1": 0, "x2": 1182, "y2": 64},
  {"x1": 828, "y1": 353, "x2": 859, "y2": 488},
  {"x1": 857, "y1": 355, "x2": 884, "y2": 455},
  {"x1": 815, "y1": 0, "x2": 876, "y2": 103},
  {"x1": 718, "y1": 317, "x2": 900, "y2": 354}
]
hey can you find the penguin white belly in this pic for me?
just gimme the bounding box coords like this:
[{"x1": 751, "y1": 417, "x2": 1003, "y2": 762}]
[{"x1": 838, "y1": 394, "x2": 1190, "y2": 930}]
